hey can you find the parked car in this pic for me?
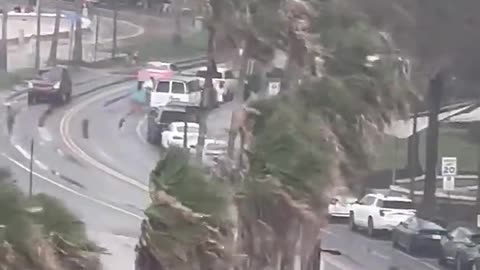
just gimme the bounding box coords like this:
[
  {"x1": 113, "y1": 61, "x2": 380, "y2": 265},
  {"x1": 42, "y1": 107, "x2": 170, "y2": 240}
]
[
  {"x1": 146, "y1": 104, "x2": 199, "y2": 145},
  {"x1": 27, "y1": 66, "x2": 72, "y2": 105},
  {"x1": 161, "y1": 121, "x2": 199, "y2": 149},
  {"x1": 349, "y1": 193, "x2": 415, "y2": 236},
  {"x1": 137, "y1": 61, "x2": 179, "y2": 89},
  {"x1": 392, "y1": 216, "x2": 447, "y2": 255},
  {"x1": 202, "y1": 139, "x2": 227, "y2": 166},
  {"x1": 439, "y1": 224, "x2": 480, "y2": 270},
  {"x1": 327, "y1": 194, "x2": 357, "y2": 218}
]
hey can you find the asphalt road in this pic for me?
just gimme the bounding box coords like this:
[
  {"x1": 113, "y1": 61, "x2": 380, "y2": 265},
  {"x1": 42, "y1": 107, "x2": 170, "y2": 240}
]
[{"x1": 3, "y1": 79, "x2": 456, "y2": 270}]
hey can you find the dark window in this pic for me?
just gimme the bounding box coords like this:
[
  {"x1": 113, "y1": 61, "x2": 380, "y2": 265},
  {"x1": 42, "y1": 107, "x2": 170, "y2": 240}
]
[
  {"x1": 187, "y1": 81, "x2": 200, "y2": 92},
  {"x1": 159, "y1": 111, "x2": 197, "y2": 124},
  {"x1": 156, "y1": 81, "x2": 170, "y2": 93},
  {"x1": 171, "y1": 82, "x2": 185, "y2": 94},
  {"x1": 176, "y1": 125, "x2": 199, "y2": 133},
  {"x1": 224, "y1": 70, "x2": 235, "y2": 79},
  {"x1": 196, "y1": 70, "x2": 222, "y2": 79},
  {"x1": 470, "y1": 234, "x2": 480, "y2": 244},
  {"x1": 360, "y1": 196, "x2": 375, "y2": 206},
  {"x1": 42, "y1": 68, "x2": 62, "y2": 82},
  {"x1": 378, "y1": 200, "x2": 413, "y2": 209}
]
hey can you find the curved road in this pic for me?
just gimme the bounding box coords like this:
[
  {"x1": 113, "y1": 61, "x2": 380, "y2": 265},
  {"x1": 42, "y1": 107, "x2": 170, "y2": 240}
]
[{"x1": 3, "y1": 79, "x2": 453, "y2": 270}]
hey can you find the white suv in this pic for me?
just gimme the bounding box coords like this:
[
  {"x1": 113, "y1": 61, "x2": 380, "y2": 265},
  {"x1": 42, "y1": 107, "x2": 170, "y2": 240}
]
[{"x1": 349, "y1": 193, "x2": 416, "y2": 236}]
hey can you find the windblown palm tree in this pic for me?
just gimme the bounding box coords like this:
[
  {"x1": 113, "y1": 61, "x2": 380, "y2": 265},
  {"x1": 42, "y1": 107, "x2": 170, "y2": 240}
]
[
  {"x1": 0, "y1": 168, "x2": 100, "y2": 269},
  {"x1": 137, "y1": 1, "x2": 413, "y2": 270},
  {"x1": 0, "y1": 2, "x2": 8, "y2": 71},
  {"x1": 47, "y1": 2, "x2": 61, "y2": 66},
  {"x1": 72, "y1": 0, "x2": 83, "y2": 63}
]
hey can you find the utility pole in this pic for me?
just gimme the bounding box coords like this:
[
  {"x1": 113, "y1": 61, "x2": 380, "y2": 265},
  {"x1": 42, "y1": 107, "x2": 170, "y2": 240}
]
[
  {"x1": 35, "y1": 0, "x2": 41, "y2": 70},
  {"x1": 94, "y1": 14, "x2": 99, "y2": 61},
  {"x1": 111, "y1": 0, "x2": 117, "y2": 58},
  {"x1": 409, "y1": 109, "x2": 419, "y2": 201},
  {"x1": 28, "y1": 139, "x2": 34, "y2": 197}
]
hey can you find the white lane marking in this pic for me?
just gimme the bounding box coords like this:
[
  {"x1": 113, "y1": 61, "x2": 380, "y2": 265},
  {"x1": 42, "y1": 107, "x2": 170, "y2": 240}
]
[
  {"x1": 394, "y1": 249, "x2": 440, "y2": 270},
  {"x1": 321, "y1": 228, "x2": 335, "y2": 235},
  {"x1": 370, "y1": 250, "x2": 389, "y2": 260},
  {"x1": 323, "y1": 254, "x2": 354, "y2": 270},
  {"x1": 14, "y1": 144, "x2": 49, "y2": 171},
  {"x1": 34, "y1": 160, "x2": 49, "y2": 171},
  {"x1": 56, "y1": 148, "x2": 65, "y2": 157},
  {"x1": 2, "y1": 153, "x2": 143, "y2": 220},
  {"x1": 136, "y1": 114, "x2": 147, "y2": 144},
  {"x1": 59, "y1": 85, "x2": 149, "y2": 192},
  {"x1": 14, "y1": 144, "x2": 31, "y2": 159},
  {"x1": 38, "y1": 127, "x2": 53, "y2": 142}
]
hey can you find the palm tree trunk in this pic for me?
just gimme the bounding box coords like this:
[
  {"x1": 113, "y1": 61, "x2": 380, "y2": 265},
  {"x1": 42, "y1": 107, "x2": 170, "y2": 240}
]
[
  {"x1": 47, "y1": 5, "x2": 61, "y2": 66},
  {"x1": 420, "y1": 71, "x2": 446, "y2": 218},
  {"x1": 409, "y1": 109, "x2": 419, "y2": 201},
  {"x1": 227, "y1": 40, "x2": 249, "y2": 159},
  {"x1": 172, "y1": 0, "x2": 182, "y2": 44},
  {"x1": 0, "y1": 3, "x2": 8, "y2": 72},
  {"x1": 476, "y1": 123, "x2": 480, "y2": 213},
  {"x1": 195, "y1": 25, "x2": 216, "y2": 161},
  {"x1": 112, "y1": 0, "x2": 118, "y2": 58},
  {"x1": 72, "y1": 0, "x2": 83, "y2": 63}
]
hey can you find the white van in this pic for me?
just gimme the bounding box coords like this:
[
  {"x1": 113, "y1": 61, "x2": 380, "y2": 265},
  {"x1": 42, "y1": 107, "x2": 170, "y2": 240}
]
[{"x1": 144, "y1": 76, "x2": 202, "y2": 108}]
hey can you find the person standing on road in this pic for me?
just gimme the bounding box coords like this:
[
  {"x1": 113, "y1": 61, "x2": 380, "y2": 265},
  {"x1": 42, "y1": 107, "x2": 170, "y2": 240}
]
[{"x1": 6, "y1": 104, "x2": 15, "y2": 136}]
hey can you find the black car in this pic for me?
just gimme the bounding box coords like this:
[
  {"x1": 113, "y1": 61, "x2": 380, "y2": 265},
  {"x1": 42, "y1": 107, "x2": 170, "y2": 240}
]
[
  {"x1": 439, "y1": 225, "x2": 480, "y2": 270},
  {"x1": 392, "y1": 216, "x2": 447, "y2": 254},
  {"x1": 27, "y1": 67, "x2": 72, "y2": 105}
]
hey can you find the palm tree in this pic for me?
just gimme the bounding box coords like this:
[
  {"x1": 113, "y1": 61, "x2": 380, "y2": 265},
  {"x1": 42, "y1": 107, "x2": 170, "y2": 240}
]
[
  {"x1": 0, "y1": 2, "x2": 8, "y2": 72},
  {"x1": 47, "y1": 3, "x2": 61, "y2": 66},
  {"x1": 137, "y1": 2, "x2": 414, "y2": 270},
  {"x1": 172, "y1": 0, "x2": 182, "y2": 45},
  {"x1": 72, "y1": 0, "x2": 83, "y2": 63},
  {"x1": 0, "y1": 167, "x2": 100, "y2": 269},
  {"x1": 195, "y1": 23, "x2": 216, "y2": 161},
  {"x1": 112, "y1": 0, "x2": 118, "y2": 58},
  {"x1": 420, "y1": 70, "x2": 447, "y2": 218}
]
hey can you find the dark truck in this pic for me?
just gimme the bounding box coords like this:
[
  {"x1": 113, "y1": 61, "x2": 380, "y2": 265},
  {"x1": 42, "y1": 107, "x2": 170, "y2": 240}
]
[{"x1": 146, "y1": 101, "x2": 200, "y2": 145}]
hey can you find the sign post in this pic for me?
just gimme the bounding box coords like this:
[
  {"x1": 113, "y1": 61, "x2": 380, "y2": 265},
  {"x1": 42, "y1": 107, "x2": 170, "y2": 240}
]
[
  {"x1": 441, "y1": 157, "x2": 457, "y2": 191},
  {"x1": 441, "y1": 157, "x2": 457, "y2": 220}
]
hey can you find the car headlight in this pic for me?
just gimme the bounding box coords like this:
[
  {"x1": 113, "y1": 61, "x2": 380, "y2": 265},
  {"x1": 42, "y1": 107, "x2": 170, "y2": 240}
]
[{"x1": 53, "y1": 82, "x2": 61, "y2": 89}]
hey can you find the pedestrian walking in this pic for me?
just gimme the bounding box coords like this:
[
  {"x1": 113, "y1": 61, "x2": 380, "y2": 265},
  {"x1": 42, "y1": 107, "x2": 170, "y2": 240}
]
[
  {"x1": 6, "y1": 104, "x2": 15, "y2": 136},
  {"x1": 118, "y1": 83, "x2": 149, "y2": 129}
]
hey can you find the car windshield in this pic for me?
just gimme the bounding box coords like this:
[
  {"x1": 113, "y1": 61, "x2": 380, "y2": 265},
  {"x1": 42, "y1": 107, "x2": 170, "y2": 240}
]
[
  {"x1": 380, "y1": 200, "x2": 413, "y2": 209},
  {"x1": 176, "y1": 126, "x2": 199, "y2": 133},
  {"x1": 206, "y1": 143, "x2": 227, "y2": 151},
  {"x1": 471, "y1": 234, "x2": 480, "y2": 244},
  {"x1": 159, "y1": 111, "x2": 196, "y2": 123},
  {"x1": 41, "y1": 68, "x2": 62, "y2": 82}
]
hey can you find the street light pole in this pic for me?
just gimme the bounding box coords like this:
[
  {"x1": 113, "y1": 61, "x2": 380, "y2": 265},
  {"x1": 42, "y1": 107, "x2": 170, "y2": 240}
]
[
  {"x1": 28, "y1": 139, "x2": 34, "y2": 197},
  {"x1": 35, "y1": 0, "x2": 41, "y2": 70}
]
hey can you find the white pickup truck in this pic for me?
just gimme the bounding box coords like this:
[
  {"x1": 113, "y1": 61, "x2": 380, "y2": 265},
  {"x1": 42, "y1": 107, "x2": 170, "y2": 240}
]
[{"x1": 182, "y1": 65, "x2": 237, "y2": 103}]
